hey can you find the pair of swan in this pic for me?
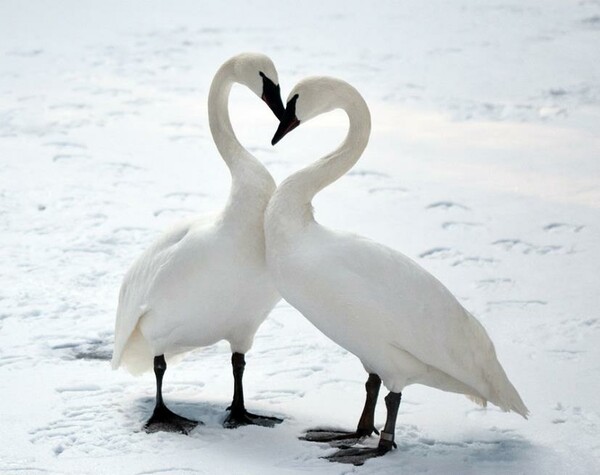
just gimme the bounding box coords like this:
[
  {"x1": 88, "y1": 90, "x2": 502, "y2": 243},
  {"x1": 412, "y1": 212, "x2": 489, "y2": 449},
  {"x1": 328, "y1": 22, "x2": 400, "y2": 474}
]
[{"x1": 112, "y1": 53, "x2": 528, "y2": 465}]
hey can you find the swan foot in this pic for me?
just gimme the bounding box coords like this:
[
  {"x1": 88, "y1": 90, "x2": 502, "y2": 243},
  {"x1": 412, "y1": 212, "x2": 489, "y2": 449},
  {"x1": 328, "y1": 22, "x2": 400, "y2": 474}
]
[
  {"x1": 300, "y1": 427, "x2": 379, "y2": 448},
  {"x1": 324, "y1": 444, "x2": 393, "y2": 466},
  {"x1": 223, "y1": 409, "x2": 283, "y2": 429},
  {"x1": 144, "y1": 404, "x2": 200, "y2": 435}
]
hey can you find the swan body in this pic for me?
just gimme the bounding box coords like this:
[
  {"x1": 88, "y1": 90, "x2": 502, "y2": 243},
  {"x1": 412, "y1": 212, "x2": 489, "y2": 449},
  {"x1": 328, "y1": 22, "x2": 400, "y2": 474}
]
[
  {"x1": 267, "y1": 77, "x2": 527, "y2": 460},
  {"x1": 114, "y1": 210, "x2": 277, "y2": 372},
  {"x1": 112, "y1": 53, "x2": 284, "y2": 431}
]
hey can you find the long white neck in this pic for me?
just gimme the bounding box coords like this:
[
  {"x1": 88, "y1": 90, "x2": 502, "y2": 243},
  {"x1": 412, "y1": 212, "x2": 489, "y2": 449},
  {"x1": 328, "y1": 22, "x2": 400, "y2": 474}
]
[
  {"x1": 265, "y1": 85, "x2": 371, "y2": 244},
  {"x1": 208, "y1": 60, "x2": 276, "y2": 223}
]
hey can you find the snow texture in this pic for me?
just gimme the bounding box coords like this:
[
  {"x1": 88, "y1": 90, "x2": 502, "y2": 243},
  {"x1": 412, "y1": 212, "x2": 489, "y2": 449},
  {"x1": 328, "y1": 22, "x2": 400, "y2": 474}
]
[{"x1": 1, "y1": 0, "x2": 599, "y2": 473}]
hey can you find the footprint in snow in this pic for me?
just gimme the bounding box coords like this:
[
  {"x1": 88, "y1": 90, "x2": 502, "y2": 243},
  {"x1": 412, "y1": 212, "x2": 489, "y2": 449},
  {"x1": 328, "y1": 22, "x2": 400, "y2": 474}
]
[
  {"x1": 581, "y1": 15, "x2": 600, "y2": 30},
  {"x1": 368, "y1": 185, "x2": 408, "y2": 195},
  {"x1": 48, "y1": 103, "x2": 91, "y2": 111},
  {"x1": 419, "y1": 247, "x2": 459, "y2": 260},
  {"x1": 44, "y1": 141, "x2": 87, "y2": 150},
  {"x1": 426, "y1": 201, "x2": 470, "y2": 211},
  {"x1": 543, "y1": 223, "x2": 584, "y2": 234},
  {"x1": 493, "y1": 238, "x2": 571, "y2": 255},
  {"x1": 347, "y1": 169, "x2": 390, "y2": 178},
  {"x1": 476, "y1": 278, "x2": 514, "y2": 291},
  {"x1": 452, "y1": 256, "x2": 498, "y2": 268},
  {"x1": 51, "y1": 338, "x2": 113, "y2": 362},
  {"x1": 104, "y1": 161, "x2": 144, "y2": 173},
  {"x1": 487, "y1": 300, "x2": 547, "y2": 311},
  {"x1": 30, "y1": 384, "x2": 219, "y2": 457},
  {"x1": 419, "y1": 248, "x2": 497, "y2": 268},
  {"x1": 164, "y1": 191, "x2": 208, "y2": 201},
  {"x1": 153, "y1": 207, "x2": 195, "y2": 217}
]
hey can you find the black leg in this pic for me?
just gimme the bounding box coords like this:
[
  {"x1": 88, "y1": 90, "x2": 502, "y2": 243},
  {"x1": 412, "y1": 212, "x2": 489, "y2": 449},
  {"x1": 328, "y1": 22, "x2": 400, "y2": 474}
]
[
  {"x1": 144, "y1": 355, "x2": 199, "y2": 435},
  {"x1": 223, "y1": 352, "x2": 283, "y2": 429},
  {"x1": 301, "y1": 373, "x2": 381, "y2": 446},
  {"x1": 325, "y1": 391, "x2": 402, "y2": 466},
  {"x1": 378, "y1": 392, "x2": 401, "y2": 450},
  {"x1": 357, "y1": 373, "x2": 382, "y2": 436}
]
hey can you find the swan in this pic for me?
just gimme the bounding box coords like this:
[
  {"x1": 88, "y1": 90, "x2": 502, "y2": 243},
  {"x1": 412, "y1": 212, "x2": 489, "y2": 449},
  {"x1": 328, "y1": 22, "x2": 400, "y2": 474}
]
[
  {"x1": 111, "y1": 53, "x2": 285, "y2": 434},
  {"x1": 267, "y1": 77, "x2": 528, "y2": 464}
]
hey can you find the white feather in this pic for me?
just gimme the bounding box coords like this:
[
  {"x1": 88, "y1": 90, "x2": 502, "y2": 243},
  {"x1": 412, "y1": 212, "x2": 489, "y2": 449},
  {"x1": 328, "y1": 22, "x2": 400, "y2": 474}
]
[
  {"x1": 112, "y1": 54, "x2": 281, "y2": 375},
  {"x1": 266, "y1": 77, "x2": 528, "y2": 418}
]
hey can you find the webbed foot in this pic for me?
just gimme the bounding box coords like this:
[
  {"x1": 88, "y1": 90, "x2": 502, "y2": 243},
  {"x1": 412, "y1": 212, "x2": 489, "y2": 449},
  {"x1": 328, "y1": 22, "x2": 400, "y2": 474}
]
[
  {"x1": 300, "y1": 427, "x2": 379, "y2": 448},
  {"x1": 144, "y1": 404, "x2": 200, "y2": 435},
  {"x1": 325, "y1": 444, "x2": 393, "y2": 466},
  {"x1": 223, "y1": 409, "x2": 283, "y2": 429}
]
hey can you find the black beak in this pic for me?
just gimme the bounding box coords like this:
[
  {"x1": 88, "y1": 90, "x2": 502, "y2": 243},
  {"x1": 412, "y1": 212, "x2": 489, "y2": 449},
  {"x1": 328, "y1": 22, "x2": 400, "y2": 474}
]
[
  {"x1": 271, "y1": 94, "x2": 300, "y2": 146},
  {"x1": 260, "y1": 73, "x2": 285, "y2": 120}
]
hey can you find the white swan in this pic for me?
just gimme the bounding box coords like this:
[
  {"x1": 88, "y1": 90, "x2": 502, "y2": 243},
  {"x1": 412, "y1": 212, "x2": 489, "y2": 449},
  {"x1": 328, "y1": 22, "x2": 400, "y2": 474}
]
[
  {"x1": 267, "y1": 77, "x2": 528, "y2": 464},
  {"x1": 111, "y1": 53, "x2": 285, "y2": 433}
]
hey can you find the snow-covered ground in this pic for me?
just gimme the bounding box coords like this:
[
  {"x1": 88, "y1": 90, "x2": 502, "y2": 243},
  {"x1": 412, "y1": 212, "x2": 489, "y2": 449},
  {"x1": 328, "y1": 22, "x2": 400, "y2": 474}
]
[{"x1": 1, "y1": 0, "x2": 599, "y2": 473}]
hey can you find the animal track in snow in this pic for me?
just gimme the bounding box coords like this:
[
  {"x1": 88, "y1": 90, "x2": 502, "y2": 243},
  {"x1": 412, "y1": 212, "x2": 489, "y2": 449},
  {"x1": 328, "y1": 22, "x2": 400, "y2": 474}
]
[
  {"x1": 543, "y1": 223, "x2": 584, "y2": 234},
  {"x1": 44, "y1": 141, "x2": 87, "y2": 150},
  {"x1": 253, "y1": 388, "x2": 305, "y2": 402},
  {"x1": 493, "y1": 239, "x2": 571, "y2": 255},
  {"x1": 347, "y1": 169, "x2": 390, "y2": 178},
  {"x1": 265, "y1": 365, "x2": 324, "y2": 378},
  {"x1": 52, "y1": 338, "x2": 113, "y2": 362},
  {"x1": 546, "y1": 348, "x2": 584, "y2": 362},
  {"x1": 476, "y1": 278, "x2": 514, "y2": 291},
  {"x1": 104, "y1": 161, "x2": 144, "y2": 173},
  {"x1": 419, "y1": 247, "x2": 458, "y2": 260},
  {"x1": 368, "y1": 185, "x2": 409, "y2": 195},
  {"x1": 581, "y1": 15, "x2": 600, "y2": 30},
  {"x1": 29, "y1": 383, "x2": 214, "y2": 458},
  {"x1": 426, "y1": 201, "x2": 470, "y2": 211},
  {"x1": 453, "y1": 256, "x2": 498, "y2": 267},
  {"x1": 487, "y1": 300, "x2": 547, "y2": 310},
  {"x1": 48, "y1": 103, "x2": 91, "y2": 111},
  {"x1": 7, "y1": 49, "x2": 44, "y2": 57},
  {"x1": 419, "y1": 247, "x2": 497, "y2": 267},
  {"x1": 552, "y1": 402, "x2": 600, "y2": 434},
  {"x1": 164, "y1": 191, "x2": 207, "y2": 201}
]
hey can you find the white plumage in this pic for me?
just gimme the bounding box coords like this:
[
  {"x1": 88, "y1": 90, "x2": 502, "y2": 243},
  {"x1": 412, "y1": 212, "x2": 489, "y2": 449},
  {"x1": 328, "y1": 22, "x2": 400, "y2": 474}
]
[
  {"x1": 112, "y1": 53, "x2": 284, "y2": 431},
  {"x1": 267, "y1": 76, "x2": 527, "y2": 460}
]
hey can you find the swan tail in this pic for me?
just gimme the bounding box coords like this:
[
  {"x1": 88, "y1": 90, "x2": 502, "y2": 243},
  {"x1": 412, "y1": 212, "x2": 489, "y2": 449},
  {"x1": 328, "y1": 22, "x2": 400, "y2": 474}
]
[
  {"x1": 464, "y1": 371, "x2": 528, "y2": 418},
  {"x1": 112, "y1": 274, "x2": 154, "y2": 374},
  {"x1": 480, "y1": 358, "x2": 529, "y2": 419},
  {"x1": 112, "y1": 324, "x2": 154, "y2": 375},
  {"x1": 462, "y1": 311, "x2": 529, "y2": 419},
  {"x1": 111, "y1": 285, "x2": 153, "y2": 375},
  {"x1": 491, "y1": 376, "x2": 529, "y2": 419},
  {"x1": 466, "y1": 394, "x2": 487, "y2": 408}
]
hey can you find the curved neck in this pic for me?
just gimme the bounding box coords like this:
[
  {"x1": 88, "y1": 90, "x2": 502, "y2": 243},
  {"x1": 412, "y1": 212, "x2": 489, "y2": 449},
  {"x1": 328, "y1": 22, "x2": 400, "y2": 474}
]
[
  {"x1": 208, "y1": 60, "x2": 248, "y2": 170},
  {"x1": 208, "y1": 60, "x2": 275, "y2": 220},
  {"x1": 268, "y1": 89, "x2": 371, "y2": 230}
]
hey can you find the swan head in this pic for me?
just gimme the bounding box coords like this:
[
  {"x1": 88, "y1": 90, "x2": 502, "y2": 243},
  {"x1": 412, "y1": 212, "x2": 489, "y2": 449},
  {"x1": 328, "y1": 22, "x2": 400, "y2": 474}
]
[
  {"x1": 232, "y1": 53, "x2": 285, "y2": 120},
  {"x1": 271, "y1": 76, "x2": 350, "y2": 145}
]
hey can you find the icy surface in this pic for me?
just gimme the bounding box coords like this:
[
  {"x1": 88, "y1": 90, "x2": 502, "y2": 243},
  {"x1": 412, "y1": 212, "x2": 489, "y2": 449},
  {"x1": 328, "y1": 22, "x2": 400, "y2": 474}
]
[{"x1": 1, "y1": 0, "x2": 599, "y2": 473}]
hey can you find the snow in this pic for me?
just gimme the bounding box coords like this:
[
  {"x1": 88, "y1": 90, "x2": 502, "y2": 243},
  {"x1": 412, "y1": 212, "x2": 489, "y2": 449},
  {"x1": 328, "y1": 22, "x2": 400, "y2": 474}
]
[{"x1": 1, "y1": 0, "x2": 599, "y2": 473}]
